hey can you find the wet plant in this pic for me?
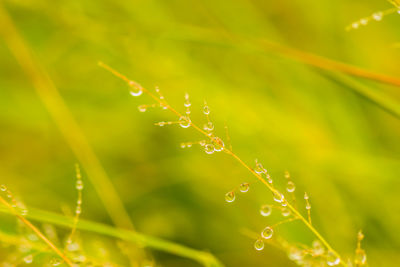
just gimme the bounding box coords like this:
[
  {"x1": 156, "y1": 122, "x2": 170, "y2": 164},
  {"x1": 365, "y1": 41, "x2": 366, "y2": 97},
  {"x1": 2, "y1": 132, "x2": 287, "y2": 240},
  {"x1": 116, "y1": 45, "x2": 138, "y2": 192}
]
[
  {"x1": 99, "y1": 62, "x2": 368, "y2": 267},
  {"x1": 346, "y1": 0, "x2": 400, "y2": 30}
]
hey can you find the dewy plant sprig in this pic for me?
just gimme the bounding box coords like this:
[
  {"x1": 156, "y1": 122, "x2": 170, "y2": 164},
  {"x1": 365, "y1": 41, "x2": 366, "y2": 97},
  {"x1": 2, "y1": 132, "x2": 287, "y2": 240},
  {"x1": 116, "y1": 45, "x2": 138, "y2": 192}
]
[
  {"x1": 346, "y1": 0, "x2": 400, "y2": 31},
  {"x1": 99, "y1": 62, "x2": 364, "y2": 267}
]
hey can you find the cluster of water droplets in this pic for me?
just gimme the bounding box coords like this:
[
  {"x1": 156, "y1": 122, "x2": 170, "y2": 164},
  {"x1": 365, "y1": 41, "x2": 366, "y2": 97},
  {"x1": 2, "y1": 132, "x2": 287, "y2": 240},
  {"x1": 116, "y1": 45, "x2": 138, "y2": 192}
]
[
  {"x1": 347, "y1": 7, "x2": 400, "y2": 30},
  {"x1": 354, "y1": 231, "x2": 367, "y2": 266},
  {"x1": 202, "y1": 101, "x2": 215, "y2": 135},
  {"x1": 253, "y1": 226, "x2": 274, "y2": 251},
  {"x1": 285, "y1": 241, "x2": 342, "y2": 266},
  {"x1": 254, "y1": 160, "x2": 273, "y2": 184},
  {"x1": 1, "y1": 184, "x2": 28, "y2": 216},
  {"x1": 304, "y1": 192, "x2": 311, "y2": 210},
  {"x1": 224, "y1": 181, "x2": 250, "y2": 203},
  {"x1": 272, "y1": 190, "x2": 285, "y2": 204},
  {"x1": 203, "y1": 137, "x2": 225, "y2": 155}
]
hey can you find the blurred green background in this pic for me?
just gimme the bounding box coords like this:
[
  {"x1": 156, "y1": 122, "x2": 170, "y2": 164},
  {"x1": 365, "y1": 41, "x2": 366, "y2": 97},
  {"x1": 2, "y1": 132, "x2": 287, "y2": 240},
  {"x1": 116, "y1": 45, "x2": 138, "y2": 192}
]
[{"x1": 0, "y1": 0, "x2": 400, "y2": 266}]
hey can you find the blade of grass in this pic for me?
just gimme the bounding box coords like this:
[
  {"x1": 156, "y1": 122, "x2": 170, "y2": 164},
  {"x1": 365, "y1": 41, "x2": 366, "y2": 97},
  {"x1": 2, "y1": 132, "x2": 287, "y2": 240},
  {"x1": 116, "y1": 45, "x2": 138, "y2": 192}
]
[
  {"x1": 0, "y1": 206, "x2": 224, "y2": 267},
  {"x1": 0, "y1": 2, "x2": 134, "y2": 231},
  {"x1": 321, "y1": 71, "x2": 400, "y2": 120},
  {"x1": 255, "y1": 39, "x2": 400, "y2": 88},
  {"x1": 164, "y1": 25, "x2": 400, "y2": 88}
]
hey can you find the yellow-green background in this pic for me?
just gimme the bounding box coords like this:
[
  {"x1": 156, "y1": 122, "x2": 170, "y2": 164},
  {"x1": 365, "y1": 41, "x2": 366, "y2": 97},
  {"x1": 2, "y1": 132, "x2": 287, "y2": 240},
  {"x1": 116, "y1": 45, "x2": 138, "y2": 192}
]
[{"x1": 0, "y1": 0, "x2": 400, "y2": 266}]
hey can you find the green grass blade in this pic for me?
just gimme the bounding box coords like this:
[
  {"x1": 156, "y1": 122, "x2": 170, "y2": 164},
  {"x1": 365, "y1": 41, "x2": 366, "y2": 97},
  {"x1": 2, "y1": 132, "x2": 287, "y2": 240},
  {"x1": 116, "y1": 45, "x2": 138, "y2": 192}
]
[
  {"x1": 322, "y1": 72, "x2": 400, "y2": 120},
  {"x1": 0, "y1": 206, "x2": 224, "y2": 267}
]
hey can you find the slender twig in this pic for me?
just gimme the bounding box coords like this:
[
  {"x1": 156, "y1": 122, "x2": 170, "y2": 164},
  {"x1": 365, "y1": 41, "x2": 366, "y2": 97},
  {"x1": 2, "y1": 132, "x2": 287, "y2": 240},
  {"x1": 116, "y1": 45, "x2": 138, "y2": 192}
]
[{"x1": 98, "y1": 63, "x2": 348, "y2": 267}]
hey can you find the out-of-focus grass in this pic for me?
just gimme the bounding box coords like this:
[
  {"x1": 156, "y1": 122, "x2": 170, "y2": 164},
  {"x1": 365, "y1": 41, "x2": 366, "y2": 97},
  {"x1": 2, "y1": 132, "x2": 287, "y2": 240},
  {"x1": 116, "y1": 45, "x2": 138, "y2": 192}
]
[{"x1": 0, "y1": 0, "x2": 400, "y2": 266}]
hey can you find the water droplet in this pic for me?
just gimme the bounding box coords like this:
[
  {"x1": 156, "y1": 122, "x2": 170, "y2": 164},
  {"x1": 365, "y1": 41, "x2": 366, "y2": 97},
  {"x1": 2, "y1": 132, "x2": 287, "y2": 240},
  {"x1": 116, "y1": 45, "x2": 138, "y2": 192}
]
[
  {"x1": 20, "y1": 209, "x2": 28, "y2": 216},
  {"x1": 273, "y1": 191, "x2": 285, "y2": 203},
  {"x1": 254, "y1": 160, "x2": 265, "y2": 174},
  {"x1": 50, "y1": 258, "x2": 62, "y2": 266},
  {"x1": 372, "y1": 12, "x2": 383, "y2": 21},
  {"x1": 203, "y1": 105, "x2": 210, "y2": 115},
  {"x1": 266, "y1": 174, "x2": 273, "y2": 184},
  {"x1": 225, "y1": 191, "x2": 235, "y2": 203},
  {"x1": 206, "y1": 121, "x2": 214, "y2": 131},
  {"x1": 261, "y1": 226, "x2": 273, "y2": 239},
  {"x1": 76, "y1": 206, "x2": 82, "y2": 214},
  {"x1": 254, "y1": 238, "x2": 264, "y2": 251},
  {"x1": 306, "y1": 203, "x2": 311, "y2": 210},
  {"x1": 351, "y1": 22, "x2": 359, "y2": 29},
  {"x1": 213, "y1": 137, "x2": 225, "y2": 152},
  {"x1": 239, "y1": 183, "x2": 249, "y2": 193},
  {"x1": 76, "y1": 180, "x2": 84, "y2": 190},
  {"x1": 0, "y1": 185, "x2": 6, "y2": 191},
  {"x1": 312, "y1": 240, "x2": 325, "y2": 256},
  {"x1": 326, "y1": 251, "x2": 340, "y2": 266},
  {"x1": 304, "y1": 192, "x2": 309, "y2": 200},
  {"x1": 72, "y1": 254, "x2": 86, "y2": 263},
  {"x1": 129, "y1": 81, "x2": 143, "y2": 97},
  {"x1": 358, "y1": 230, "x2": 364, "y2": 241},
  {"x1": 27, "y1": 233, "x2": 38, "y2": 242},
  {"x1": 199, "y1": 140, "x2": 206, "y2": 146},
  {"x1": 284, "y1": 171, "x2": 290, "y2": 179},
  {"x1": 281, "y1": 207, "x2": 290, "y2": 217},
  {"x1": 398, "y1": 9, "x2": 400, "y2": 15},
  {"x1": 355, "y1": 248, "x2": 367, "y2": 265},
  {"x1": 179, "y1": 116, "x2": 191, "y2": 128},
  {"x1": 66, "y1": 241, "x2": 80, "y2": 252},
  {"x1": 23, "y1": 254, "x2": 33, "y2": 264},
  {"x1": 138, "y1": 105, "x2": 147, "y2": 112},
  {"x1": 184, "y1": 94, "x2": 191, "y2": 107},
  {"x1": 286, "y1": 181, "x2": 295, "y2": 192},
  {"x1": 288, "y1": 247, "x2": 303, "y2": 261},
  {"x1": 180, "y1": 143, "x2": 186, "y2": 148},
  {"x1": 360, "y1": 18, "x2": 368, "y2": 25},
  {"x1": 129, "y1": 89, "x2": 143, "y2": 97},
  {"x1": 158, "y1": 122, "x2": 166, "y2": 127},
  {"x1": 204, "y1": 144, "x2": 215, "y2": 154},
  {"x1": 260, "y1": 205, "x2": 272, "y2": 217}
]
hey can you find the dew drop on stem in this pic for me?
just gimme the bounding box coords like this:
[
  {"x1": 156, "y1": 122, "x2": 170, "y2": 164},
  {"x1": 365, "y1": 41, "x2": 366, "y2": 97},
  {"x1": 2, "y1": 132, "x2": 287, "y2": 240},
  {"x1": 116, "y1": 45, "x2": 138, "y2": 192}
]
[
  {"x1": 254, "y1": 238, "x2": 264, "y2": 251},
  {"x1": 326, "y1": 251, "x2": 340, "y2": 266},
  {"x1": 179, "y1": 116, "x2": 191, "y2": 128},
  {"x1": 239, "y1": 183, "x2": 249, "y2": 193},
  {"x1": 204, "y1": 144, "x2": 215, "y2": 154},
  {"x1": 225, "y1": 191, "x2": 235, "y2": 203},
  {"x1": 260, "y1": 205, "x2": 272, "y2": 217},
  {"x1": 261, "y1": 226, "x2": 273, "y2": 239}
]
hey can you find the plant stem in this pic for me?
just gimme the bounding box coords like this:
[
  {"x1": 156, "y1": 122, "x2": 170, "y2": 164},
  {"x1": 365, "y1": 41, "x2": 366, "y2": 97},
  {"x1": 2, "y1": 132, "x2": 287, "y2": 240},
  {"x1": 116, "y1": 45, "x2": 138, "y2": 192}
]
[{"x1": 99, "y1": 63, "x2": 348, "y2": 267}]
